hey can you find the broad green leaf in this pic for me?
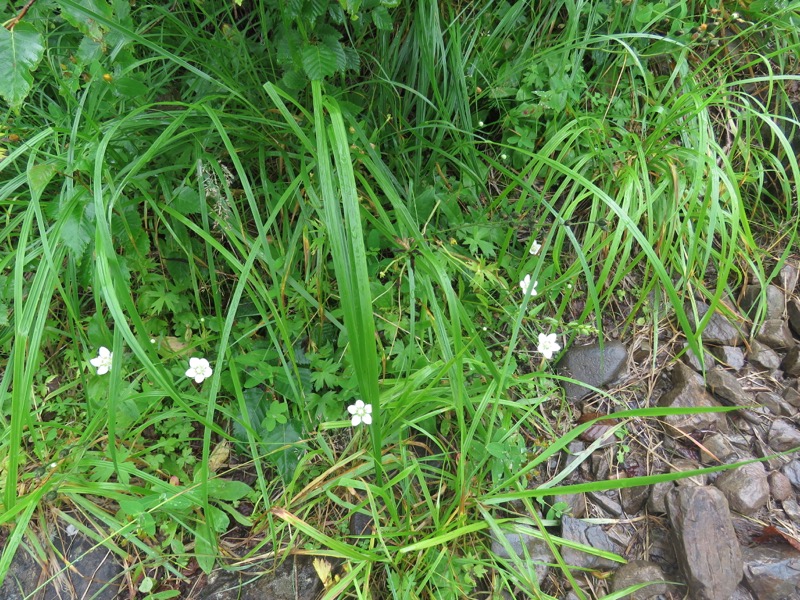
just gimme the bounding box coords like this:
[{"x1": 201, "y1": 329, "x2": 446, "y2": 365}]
[
  {"x1": 206, "y1": 478, "x2": 252, "y2": 502},
  {"x1": 27, "y1": 162, "x2": 59, "y2": 201},
  {"x1": 302, "y1": 44, "x2": 338, "y2": 81},
  {"x1": 372, "y1": 5, "x2": 393, "y2": 31},
  {"x1": 194, "y1": 521, "x2": 215, "y2": 573},
  {"x1": 0, "y1": 23, "x2": 44, "y2": 109},
  {"x1": 57, "y1": 0, "x2": 113, "y2": 40}
]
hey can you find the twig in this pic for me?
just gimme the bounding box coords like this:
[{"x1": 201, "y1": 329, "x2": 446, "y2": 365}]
[{"x1": 5, "y1": 0, "x2": 37, "y2": 30}]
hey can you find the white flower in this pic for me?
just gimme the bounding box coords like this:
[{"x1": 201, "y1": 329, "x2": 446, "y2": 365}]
[
  {"x1": 529, "y1": 240, "x2": 542, "y2": 256},
  {"x1": 478, "y1": 120, "x2": 484, "y2": 127},
  {"x1": 519, "y1": 275, "x2": 538, "y2": 296},
  {"x1": 501, "y1": 153, "x2": 508, "y2": 160},
  {"x1": 90, "y1": 347, "x2": 113, "y2": 375},
  {"x1": 537, "y1": 332, "x2": 561, "y2": 360},
  {"x1": 186, "y1": 357, "x2": 213, "y2": 384},
  {"x1": 347, "y1": 400, "x2": 372, "y2": 427}
]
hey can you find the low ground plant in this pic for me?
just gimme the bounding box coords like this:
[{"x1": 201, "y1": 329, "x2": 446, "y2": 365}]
[{"x1": 1, "y1": 0, "x2": 798, "y2": 597}]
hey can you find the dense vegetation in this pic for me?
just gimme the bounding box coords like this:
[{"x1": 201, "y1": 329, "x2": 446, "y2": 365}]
[{"x1": 1, "y1": 0, "x2": 798, "y2": 597}]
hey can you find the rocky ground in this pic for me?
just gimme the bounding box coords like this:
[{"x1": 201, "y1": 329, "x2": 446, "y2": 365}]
[{"x1": 4, "y1": 264, "x2": 800, "y2": 599}]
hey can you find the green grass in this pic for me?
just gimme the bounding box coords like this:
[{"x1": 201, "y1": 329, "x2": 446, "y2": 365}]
[{"x1": 1, "y1": 0, "x2": 799, "y2": 598}]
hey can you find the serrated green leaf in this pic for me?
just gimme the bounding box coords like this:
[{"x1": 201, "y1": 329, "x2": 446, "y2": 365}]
[
  {"x1": 372, "y1": 5, "x2": 392, "y2": 31},
  {"x1": 302, "y1": 44, "x2": 338, "y2": 80},
  {"x1": 58, "y1": 0, "x2": 113, "y2": 40},
  {"x1": 0, "y1": 23, "x2": 44, "y2": 109},
  {"x1": 322, "y1": 37, "x2": 347, "y2": 72}
]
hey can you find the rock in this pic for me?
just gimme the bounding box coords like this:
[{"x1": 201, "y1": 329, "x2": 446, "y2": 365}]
[
  {"x1": 783, "y1": 498, "x2": 800, "y2": 524},
  {"x1": 768, "y1": 419, "x2": 800, "y2": 452},
  {"x1": 756, "y1": 391, "x2": 794, "y2": 417},
  {"x1": 748, "y1": 340, "x2": 783, "y2": 371},
  {"x1": 349, "y1": 512, "x2": 373, "y2": 536},
  {"x1": 710, "y1": 346, "x2": 746, "y2": 370},
  {"x1": 782, "y1": 460, "x2": 800, "y2": 489},
  {"x1": 689, "y1": 301, "x2": 746, "y2": 346},
  {"x1": 592, "y1": 453, "x2": 610, "y2": 480},
  {"x1": 706, "y1": 368, "x2": 755, "y2": 407},
  {"x1": 489, "y1": 527, "x2": 552, "y2": 586},
  {"x1": 731, "y1": 585, "x2": 756, "y2": 600},
  {"x1": 673, "y1": 459, "x2": 707, "y2": 486},
  {"x1": 714, "y1": 462, "x2": 770, "y2": 515},
  {"x1": 740, "y1": 284, "x2": 786, "y2": 319},
  {"x1": 658, "y1": 363, "x2": 726, "y2": 435},
  {"x1": 783, "y1": 385, "x2": 800, "y2": 408},
  {"x1": 782, "y1": 345, "x2": 800, "y2": 378},
  {"x1": 756, "y1": 319, "x2": 794, "y2": 349},
  {"x1": 682, "y1": 343, "x2": 715, "y2": 371},
  {"x1": 666, "y1": 485, "x2": 743, "y2": 600},
  {"x1": 788, "y1": 300, "x2": 800, "y2": 337},
  {"x1": 550, "y1": 493, "x2": 587, "y2": 519},
  {"x1": 741, "y1": 545, "x2": 800, "y2": 600},
  {"x1": 611, "y1": 560, "x2": 671, "y2": 599},
  {"x1": 558, "y1": 340, "x2": 628, "y2": 401},
  {"x1": 780, "y1": 263, "x2": 799, "y2": 293},
  {"x1": 768, "y1": 471, "x2": 794, "y2": 502},
  {"x1": 198, "y1": 556, "x2": 323, "y2": 600},
  {"x1": 616, "y1": 474, "x2": 650, "y2": 515},
  {"x1": 647, "y1": 481, "x2": 674, "y2": 514},
  {"x1": 588, "y1": 490, "x2": 623, "y2": 517},
  {"x1": 700, "y1": 433, "x2": 739, "y2": 464},
  {"x1": 0, "y1": 543, "x2": 40, "y2": 600},
  {"x1": 560, "y1": 516, "x2": 625, "y2": 569}
]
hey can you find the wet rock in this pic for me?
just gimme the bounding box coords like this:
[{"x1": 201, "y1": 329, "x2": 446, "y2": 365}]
[
  {"x1": 768, "y1": 419, "x2": 800, "y2": 452},
  {"x1": 349, "y1": 512, "x2": 373, "y2": 536},
  {"x1": 198, "y1": 556, "x2": 323, "y2": 600},
  {"x1": 1, "y1": 544, "x2": 40, "y2": 600},
  {"x1": 768, "y1": 471, "x2": 794, "y2": 502},
  {"x1": 550, "y1": 493, "x2": 587, "y2": 519},
  {"x1": 741, "y1": 545, "x2": 800, "y2": 600},
  {"x1": 682, "y1": 343, "x2": 715, "y2": 371},
  {"x1": 756, "y1": 319, "x2": 794, "y2": 349},
  {"x1": 782, "y1": 460, "x2": 800, "y2": 488},
  {"x1": 558, "y1": 340, "x2": 628, "y2": 401},
  {"x1": 740, "y1": 284, "x2": 786, "y2": 320},
  {"x1": 560, "y1": 516, "x2": 625, "y2": 570},
  {"x1": 710, "y1": 346, "x2": 746, "y2": 370},
  {"x1": 788, "y1": 300, "x2": 800, "y2": 337},
  {"x1": 714, "y1": 462, "x2": 770, "y2": 515},
  {"x1": 647, "y1": 481, "x2": 674, "y2": 514},
  {"x1": 757, "y1": 391, "x2": 794, "y2": 417},
  {"x1": 781, "y1": 345, "x2": 800, "y2": 378},
  {"x1": 489, "y1": 527, "x2": 552, "y2": 586},
  {"x1": 748, "y1": 340, "x2": 783, "y2": 371},
  {"x1": 658, "y1": 363, "x2": 726, "y2": 435},
  {"x1": 706, "y1": 368, "x2": 755, "y2": 407},
  {"x1": 780, "y1": 262, "x2": 799, "y2": 293},
  {"x1": 689, "y1": 301, "x2": 746, "y2": 346},
  {"x1": 611, "y1": 560, "x2": 671, "y2": 600},
  {"x1": 666, "y1": 485, "x2": 743, "y2": 600},
  {"x1": 700, "y1": 432, "x2": 739, "y2": 464}
]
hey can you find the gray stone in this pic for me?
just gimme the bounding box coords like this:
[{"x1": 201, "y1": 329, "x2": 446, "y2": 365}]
[
  {"x1": 560, "y1": 516, "x2": 625, "y2": 569},
  {"x1": 768, "y1": 419, "x2": 800, "y2": 452},
  {"x1": 673, "y1": 459, "x2": 708, "y2": 486},
  {"x1": 788, "y1": 300, "x2": 800, "y2": 337},
  {"x1": 588, "y1": 490, "x2": 623, "y2": 517},
  {"x1": 782, "y1": 460, "x2": 800, "y2": 488},
  {"x1": 782, "y1": 345, "x2": 800, "y2": 378},
  {"x1": 558, "y1": 340, "x2": 628, "y2": 401},
  {"x1": 550, "y1": 493, "x2": 587, "y2": 519},
  {"x1": 666, "y1": 485, "x2": 743, "y2": 600},
  {"x1": 782, "y1": 385, "x2": 800, "y2": 408},
  {"x1": 756, "y1": 319, "x2": 795, "y2": 349},
  {"x1": 616, "y1": 474, "x2": 650, "y2": 515},
  {"x1": 740, "y1": 284, "x2": 786, "y2": 320},
  {"x1": 783, "y1": 498, "x2": 800, "y2": 524},
  {"x1": 711, "y1": 346, "x2": 746, "y2": 370},
  {"x1": 748, "y1": 340, "x2": 783, "y2": 371},
  {"x1": 0, "y1": 543, "x2": 40, "y2": 600},
  {"x1": 682, "y1": 343, "x2": 715, "y2": 371},
  {"x1": 198, "y1": 556, "x2": 323, "y2": 600},
  {"x1": 741, "y1": 545, "x2": 800, "y2": 600},
  {"x1": 706, "y1": 368, "x2": 755, "y2": 407},
  {"x1": 700, "y1": 433, "x2": 739, "y2": 464},
  {"x1": 731, "y1": 585, "x2": 756, "y2": 600},
  {"x1": 647, "y1": 481, "x2": 674, "y2": 514},
  {"x1": 489, "y1": 528, "x2": 552, "y2": 586},
  {"x1": 780, "y1": 263, "x2": 799, "y2": 294},
  {"x1": 658, "y1": 363, "x2": 726, "y2": 435},
  {"x1": 349, "y1": 512, "x2": 373, "y2": 536},
  {"x1": 769, "y1": 471, "x2": 794, "y2": 502},
  {"x1": 611, "y1": 560, "x2": 671, "y2": 599},
  {"x1": 714, "y1": 462, "x2": 770, "y2": 515},
  {"x1": 689, "y1": 301, "x2": 746, "y2": 346},
  {"x1": 757, "y1": 391, "x2": 794, "y2": 417}
]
